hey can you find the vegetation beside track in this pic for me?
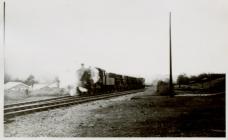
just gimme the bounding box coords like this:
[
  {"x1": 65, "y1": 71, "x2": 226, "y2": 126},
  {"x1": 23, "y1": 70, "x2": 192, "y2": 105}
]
[{"x1": 156, "y1": 73, "x2": 225, "y2": 96}]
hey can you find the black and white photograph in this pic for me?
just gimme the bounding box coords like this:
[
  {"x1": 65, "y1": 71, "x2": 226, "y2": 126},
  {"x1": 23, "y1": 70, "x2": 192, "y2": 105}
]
[{"x1": 1, "y1": 0, "x2": 227, "y2": 138}]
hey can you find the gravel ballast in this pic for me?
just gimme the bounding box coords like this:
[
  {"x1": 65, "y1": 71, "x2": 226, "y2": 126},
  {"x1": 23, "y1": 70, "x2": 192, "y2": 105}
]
[
  {"x1": 4, "y1": 89, "x2": 151, "y2": 137},
  {"x1": 4, "y1": 87, "x2": 225, "y2": 137}
]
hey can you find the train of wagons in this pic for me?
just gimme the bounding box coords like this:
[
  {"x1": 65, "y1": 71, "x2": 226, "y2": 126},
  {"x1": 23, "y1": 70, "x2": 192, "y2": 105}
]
[{"x1": 77, "y1": 66, "x2": 145, "y2": 95}]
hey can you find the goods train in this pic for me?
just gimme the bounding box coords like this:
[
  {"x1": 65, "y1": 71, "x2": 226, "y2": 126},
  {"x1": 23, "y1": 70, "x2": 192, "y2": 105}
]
[{"x1": 76, "y1": 65, "x2": 145, "y2": 95}]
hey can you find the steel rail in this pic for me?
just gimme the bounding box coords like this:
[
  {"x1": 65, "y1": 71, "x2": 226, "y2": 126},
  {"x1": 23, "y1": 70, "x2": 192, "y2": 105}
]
[
  {"x1": 4, "y1": 95, "x2": 72, "y2": 108},
  {"x1": 4, "y1": 89, "x2": 144, "y2": 119},
  {"x1": 4, "y1": 90, "x2": 136, "y2": 113}
]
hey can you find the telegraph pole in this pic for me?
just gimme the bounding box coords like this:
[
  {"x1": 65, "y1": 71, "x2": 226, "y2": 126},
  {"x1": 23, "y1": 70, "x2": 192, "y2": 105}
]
[
  {"x1": 3, "y1": 1, "x2": 5, "y2": 46},
  {"x1": 3, "y1": 1, "x2": 6, "y2": 71},
  {"x1": 169, "y1": 12, "x2": 174, "y2": 97}
]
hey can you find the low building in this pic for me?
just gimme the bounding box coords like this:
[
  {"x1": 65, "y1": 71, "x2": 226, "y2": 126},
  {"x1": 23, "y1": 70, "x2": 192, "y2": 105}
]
[
  {"x1": 4, "y1": 82, "x2": 31, "y2": 99},
  {"x1": 31, "y1": 82, "x2": 61, "y2": 96},
  {"x1": 32, "y1": 82, "x2": 59, "y2": 91}
]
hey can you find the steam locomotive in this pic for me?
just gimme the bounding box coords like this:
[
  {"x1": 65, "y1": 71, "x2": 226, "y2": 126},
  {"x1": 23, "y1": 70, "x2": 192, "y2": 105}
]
[{"x1": 76, "y1": 66, "x2": 145, "y2": 95}]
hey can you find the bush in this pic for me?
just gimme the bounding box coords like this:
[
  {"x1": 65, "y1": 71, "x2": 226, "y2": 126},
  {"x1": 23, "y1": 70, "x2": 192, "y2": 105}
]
[
  {"x1": 177, "y1": 74, "x2": 189, "y2": 87},
  {"x1": 208, "y1": 77, "x2": 225, "y2": 92},
  {"x1": 156, "y1": 80, "x2": 170, "y2": 96}
]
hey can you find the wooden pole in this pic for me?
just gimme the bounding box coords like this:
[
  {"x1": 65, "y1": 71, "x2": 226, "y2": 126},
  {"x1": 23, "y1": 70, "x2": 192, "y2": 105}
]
[
  {"x1": 3, "y1": 1, "x2": 5, "y2": 46},
  {"x1": 3, "y1": 1, "x2": 6, "y2": 74},
  {"x1": 169, "y1": 12, "x2": 173, "y2": 97}
]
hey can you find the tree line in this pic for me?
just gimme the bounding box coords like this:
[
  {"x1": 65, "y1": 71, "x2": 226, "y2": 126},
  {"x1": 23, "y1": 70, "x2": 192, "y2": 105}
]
[
  {"x1": 176, "y1": 73, "x2": 225, "y2": 87},
  {"x1": 4, "y1": 73, "x2": 38, "y2": 87},
  {"x1": 156, "y1": 73, "x2": 225, "y2": 95},
  {"x1": 5, "y1": 73, "x2": 60, "y2": 88}
]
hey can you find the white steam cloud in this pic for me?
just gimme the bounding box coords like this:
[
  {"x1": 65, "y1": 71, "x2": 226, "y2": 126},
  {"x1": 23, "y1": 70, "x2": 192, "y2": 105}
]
[{"x1": 58, "y1": 65, "x2": 100, "y2": 96}]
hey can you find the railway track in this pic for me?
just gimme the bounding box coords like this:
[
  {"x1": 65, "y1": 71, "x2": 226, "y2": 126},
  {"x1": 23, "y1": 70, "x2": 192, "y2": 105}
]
[{"x1": 4, "y1": 89, "x2": 144, "y2": 121}]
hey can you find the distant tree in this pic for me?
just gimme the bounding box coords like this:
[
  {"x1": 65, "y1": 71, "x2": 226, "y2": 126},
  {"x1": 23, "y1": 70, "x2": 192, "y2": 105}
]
[
  {"x1": 24, "y1": 75, "x2": 38, "y2": 87},
  {"x1": 197, "y1": 73, "x2": 208, "y2": 88},
  {"x1": 198, "y1": 73, "x2": 208, "y2": 81},
  {"x1": 189, "y1": 75, "x2": 198, "y2": 83},
  {"x1": 14, "y1": 78, "x2": 24, "y2": 83},
  {"x1": 4, "y1": 73, "x2": 12, "y2": 83},
  {"x1": 177, "y1": 74, "x2": 189, "y2": 88},
  {"x1": 209, "y1": 73, "x2": 225, "y2": 80},
  {"x1": 54, "y1": 76, "x2": 60, "y2": 88}
]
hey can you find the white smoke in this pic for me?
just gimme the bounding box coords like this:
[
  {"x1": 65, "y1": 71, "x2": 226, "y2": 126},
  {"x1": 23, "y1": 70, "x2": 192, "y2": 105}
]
[
  {"x1": 58, "y1": 67, "x2": 79, "y2": 96},
  {"x1": 90, "y1": 67, "x2": 100, "y2": 83},
  {"x1": 58, "y1": 64, "x2": 100, "y2": 96}
]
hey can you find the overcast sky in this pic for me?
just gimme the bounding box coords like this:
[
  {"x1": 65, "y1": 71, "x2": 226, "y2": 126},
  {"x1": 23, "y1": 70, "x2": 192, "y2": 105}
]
[{"x1": 1, "y1": 0, "x2": 228, "y2": 83}]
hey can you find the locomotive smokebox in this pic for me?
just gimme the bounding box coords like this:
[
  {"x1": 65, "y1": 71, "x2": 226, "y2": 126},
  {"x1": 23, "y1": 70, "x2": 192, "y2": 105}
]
[{"x1": 76, "y1": 65, "x2": 100, "y2": 95}]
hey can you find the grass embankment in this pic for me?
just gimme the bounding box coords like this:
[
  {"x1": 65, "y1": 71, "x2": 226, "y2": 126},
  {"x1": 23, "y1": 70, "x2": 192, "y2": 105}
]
[{"x1": 78, "y1": 90, "x2": 225, "y2": 137}]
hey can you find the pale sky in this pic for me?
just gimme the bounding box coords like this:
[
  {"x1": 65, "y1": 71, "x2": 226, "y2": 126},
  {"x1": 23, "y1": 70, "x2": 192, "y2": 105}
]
[{"x1": 1, "y1": 0, "x2": 228, "y2": 83}]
